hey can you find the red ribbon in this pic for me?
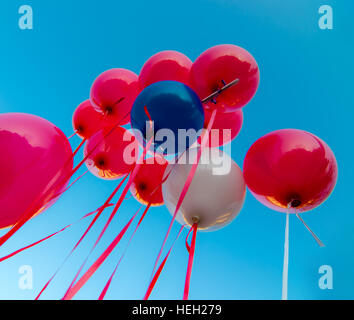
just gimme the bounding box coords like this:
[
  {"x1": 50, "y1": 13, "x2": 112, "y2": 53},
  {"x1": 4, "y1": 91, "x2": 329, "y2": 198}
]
[
  {"x1": 35, "y1": 175, "x2": 128, "y2": 300},
  {"x1": 183, "y1": 223, "x2": 198, "y2": 300},
  {"x1": 98, "y1": 203, "x2": 152, "y2": 300}
]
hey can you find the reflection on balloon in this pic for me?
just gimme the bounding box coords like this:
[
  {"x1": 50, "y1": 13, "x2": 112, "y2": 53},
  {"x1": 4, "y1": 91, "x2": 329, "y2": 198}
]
[
  {"x1": 139, "y1": 50, "x2": 192, "y2": 89},
  {"x1": 162, "y1": 147, "x2": 246, "y2": 231},
  {"x1": 84, "y1": 126, "x2": 138, "y2": 180},
  {"x1": 243, "y1": 129, "x2": 338, "y2": 213},
  {"x1": 0, "y1": 113, "x2": 73, "y2": 229}
]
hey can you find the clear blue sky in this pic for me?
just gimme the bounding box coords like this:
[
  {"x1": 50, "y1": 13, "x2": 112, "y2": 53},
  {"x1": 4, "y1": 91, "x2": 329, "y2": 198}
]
[{"x1": 0, "y1": 0, "x2": 353, "y2": 300}]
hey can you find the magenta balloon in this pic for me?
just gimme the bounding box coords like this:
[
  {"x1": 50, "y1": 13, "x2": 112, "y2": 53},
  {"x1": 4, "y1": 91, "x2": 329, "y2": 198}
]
[{"x1": 0, "y1": 113, "x2": 73, "y2": 229}]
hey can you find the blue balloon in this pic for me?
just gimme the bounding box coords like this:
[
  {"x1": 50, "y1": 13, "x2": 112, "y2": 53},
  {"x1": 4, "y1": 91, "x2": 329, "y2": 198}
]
[{"x1": 131, "y1": 81, "x2": 204, "y2": 155}]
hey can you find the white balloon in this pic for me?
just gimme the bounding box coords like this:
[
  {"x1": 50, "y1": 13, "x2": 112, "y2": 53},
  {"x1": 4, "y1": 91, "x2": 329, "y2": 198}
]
[{"x1": 162, "y1": 147, "x2": 246, "y2": 232}]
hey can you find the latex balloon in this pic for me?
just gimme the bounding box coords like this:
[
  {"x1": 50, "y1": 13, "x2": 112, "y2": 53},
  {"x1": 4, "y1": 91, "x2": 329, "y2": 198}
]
[
  {"x1": 0, "y1": 113, "x2": 73, "y2": 229},
  {"x1": 198, "y1": 109, "x2": 243, "y2": 147},
  {"x1": 131, "y1": 80, "x2": 204, "y2": 155},
  {"x1": 162, "y1": 147, "x2": 246, "y2": 231},
  {"x1": 190, "y1": 44, "x2": 260, "y2": 112},
  {"x1": 72, "y1": 100, "x2": 114, "y2": 140},
  {"x1": 90, "y1": 68, "x2": 140, "y2": 125},
  {"x1": 84, "y1": 126, "x2": 138, "y2": 180},
  {"x1": 130, "y1": 155, "x2": 168, "y2": 206},
  {"x1": 243, "y1": 129, "x2": 338, "y2": 213},
  {"x1": 139, "y1": 50, "x2": 192, "y2": 89}
]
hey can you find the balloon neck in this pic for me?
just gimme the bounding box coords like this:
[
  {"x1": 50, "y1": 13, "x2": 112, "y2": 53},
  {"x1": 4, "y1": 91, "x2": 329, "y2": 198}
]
[{"x1": 191, "y1": 216, "x2": 200, "y2": 224}]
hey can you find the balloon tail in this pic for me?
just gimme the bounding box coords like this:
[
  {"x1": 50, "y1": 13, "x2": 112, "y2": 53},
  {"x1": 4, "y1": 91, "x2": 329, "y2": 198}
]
[
  {"x1": 72, "y1": 138, "x2": 87, "y2": 158},
  {"x1": 183, "y1": 223, "x2": 198, "y2": 300},
  {"x1": 282, "y1": 213, "x2": 289, "y2": 301},
  {"x1": 143, "y1": 225, "x2": 185, "y2": 300},
  {"x1": 149, "y1": 110, "x2": 217, "y2": 281},
  {"x1": 296, "y1": 213, "x2": 325, "y2": 247},
  {"x1": 63, "y1": 206, "x2": 142, "y2": 300}
]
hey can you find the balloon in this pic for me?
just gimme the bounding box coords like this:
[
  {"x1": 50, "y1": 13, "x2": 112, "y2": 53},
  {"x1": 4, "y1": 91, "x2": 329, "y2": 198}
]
[
  {"x1": 90, "y1": 68, "x2": 140, "y2": 125},
  {"x1": 162, "y1": 147, "x2": 246, "y2": 231},
  {"x1": 72, "y1": 100, "x2": 114, "y2": 140},
  {"x1": 0, "y1": 113, "x2": 73, "y2": 229},
  {"x1": 198, "y1": 109, "x2": 243, "y2": 147},
  {"x1": 84, "y1": 126, "x2": 138, "y2": 180},
  {"x1": 131, "y1": 80, "x2": 204, "y2": 155},
  {"x1": 139, "y1": 50, "x2": 192, "y2": 89},
  {"x1": 130, "y1": 155, "x2": 168, "y2": 206},
  {"x1": 243, "y1": 129, "x2": 338, "y2": 213},
  {"x1": 189, "y1": 44, "x2": 260, "y2": 112}
]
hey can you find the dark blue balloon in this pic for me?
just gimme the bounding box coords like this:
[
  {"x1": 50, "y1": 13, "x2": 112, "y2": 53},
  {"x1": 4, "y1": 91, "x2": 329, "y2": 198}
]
[{"x1": 131, "y1": 81, "x2": 204, "y2": 155}]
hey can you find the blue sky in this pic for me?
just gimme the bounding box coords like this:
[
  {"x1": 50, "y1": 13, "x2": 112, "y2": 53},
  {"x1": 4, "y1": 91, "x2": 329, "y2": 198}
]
[{"x1": 0, "y1": 0, "x2": 353, "y2": 300}]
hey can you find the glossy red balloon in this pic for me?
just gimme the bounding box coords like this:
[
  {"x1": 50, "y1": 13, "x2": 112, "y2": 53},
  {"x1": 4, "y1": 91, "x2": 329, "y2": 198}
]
[
  {"x1": 0, "y1": 113, "x2": 73, "y2": 229},
  {"x1": 190, "y1": 44, "x2": 260, "y2": 112},
  {"x1": 84, "y1": 126, "x2": 138, "y2": 180},
  {"x1": 72, "y1": 100, "x2": 114, "y2": 140},
  {"x1": 139, "y1": 50, "x2": 192, "y2": 89},
  {"x1": 90, "y1": 68, "x2": 140, "y2": 125},
  {"x1": 243, "y1": 129, "x2": 338, "y2": 213},
  {"x1": 130, "y1": 155, "x2": 168, "y2": 206},
  {"x1": 198, "y1": 109, "x2": 243, "y2": 147}
]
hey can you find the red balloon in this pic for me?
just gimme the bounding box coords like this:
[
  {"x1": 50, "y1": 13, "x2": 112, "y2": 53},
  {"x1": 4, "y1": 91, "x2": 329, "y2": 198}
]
[
  {"x1": 72, "y1": 100, "x2": 114, "y2": 140},
  {"x1": 190, "y1": 44, "x2": 260, "y2": 112},
  {"x1": 199, "y1": 109, "x2": 243, "y2": 147},
  {"x1": 243, "y1": 129, "x2": 338, "y2": 213},
  {"x1": 139, "y1": 50, "x2": 192, "y2": 89},
  {"x1": 130, "y1": 156, "x2": 168, "y2": 206},
  {"x1": 0, "y1": 113, "x2": 73, "y2": 229},
  {"x1": 90, "y1": 68, "x2": 139, "y2": 125},
  {"x1": 84, "y1": 126, "x2": 138, "y2": 180}
]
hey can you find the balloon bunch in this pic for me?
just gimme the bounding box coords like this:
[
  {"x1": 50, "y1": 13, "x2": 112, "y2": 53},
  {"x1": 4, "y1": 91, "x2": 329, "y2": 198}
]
[{"x1": 0, "y1": 43, "x2": 337, "y2": 301}]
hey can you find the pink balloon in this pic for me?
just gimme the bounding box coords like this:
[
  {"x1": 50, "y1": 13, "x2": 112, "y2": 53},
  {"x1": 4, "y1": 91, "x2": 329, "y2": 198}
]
[
  {"x1": 72, "y1": 100, "x2": 114, "y2": 140},
  {"x1": 84, "y1": 126, "x2": 138, "y2": 180},
  {"x1": 199, "y1": 109, "x2": 243, "y2": 147},
  {"x1": 0, "y1": 113, "x2": 73, "y2": 229},
  {"x1": 139, "y1": 50, "x2": 192, "y2": 89}
]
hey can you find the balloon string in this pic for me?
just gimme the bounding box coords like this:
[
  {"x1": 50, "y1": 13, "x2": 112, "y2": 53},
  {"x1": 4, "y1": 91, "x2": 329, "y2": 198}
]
[
  {"x1": 50, "y1": 170, "x2": 88, "y2": 202},
  {"x1": 0, "y1": 204, "x2": 113, "y2": 264},
  {"x1": 0, "y1": 112, "x2": 130, "y2": 248},
  {"x1": 62, "y1": 206, "x2": 142, "y2": 300},
  {"x1": 72, "y1": 138, "x2": 87, "y2": 158},
  {"x1": 282, "y1": 213, "x2": 290, "y2": 301},
  {"x1": 295, "y1": 213, "x2": 325, "y2": 247},
  {"x1": 143, "y1": 225, "x2": 185, "y2": 300},
  {"x1": 35, "y1": 175, "x2": 128, "y2": 300},
  {"x1": 62, "y1": 137, "x2": 153, "y2": 299},
  {"x1": 98, "y1": 203, "x2": 152, "y2": 300},
  {"x1": 183, "y1": 223, "x2": 198, "y2": 300},
  {"x1": 185, "y1": 227, "x2": 194, "y2": 254},
  {"x1": 149, "y1": 109, "x2": 217, "y2": 281},
  {"x1": 68, "y1": 131, "x2": 78, "y2": 140}
]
